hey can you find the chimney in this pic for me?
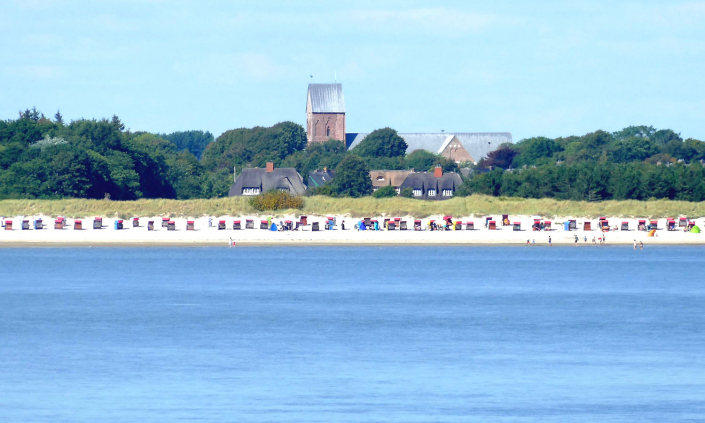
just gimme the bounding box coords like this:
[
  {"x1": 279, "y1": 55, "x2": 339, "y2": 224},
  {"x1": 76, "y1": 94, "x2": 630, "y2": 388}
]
[
  {"x1": 434, "y1": 166, "x2": 443, "y2": 178},
  {"x1": 266, "y1": 162, "x2": 274, "y2": 173}
]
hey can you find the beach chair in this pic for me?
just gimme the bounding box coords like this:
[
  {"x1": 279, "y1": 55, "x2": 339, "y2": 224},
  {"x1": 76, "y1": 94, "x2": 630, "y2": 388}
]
[
  {"x1": 167, "y1": 220, "x2": 175, "y2": 231},
  {"x1": 34, "y1": 219, "x2": 43, "y2": 230},
  {"x1": 162, "y1": 217, "x2": 169, "y2": 228},
  {"x1": 233, "y1": 220, "x2": 241, "y2": 230},
  {"x1": 260, "y1": 220, "x2": 269, "y2": 229},
  {"x1": 94, "y1": 217, "x2": 103, "y2": 229},
  {"x1": 21, "y1": 220, "x2": 30, "y2": 230},
  {"x1": 218, "y1": 220, "x2": 226, "y2": 230},
  {"x1": 413, "y1": 220, "x2": 421, "y2": 230},
  {"x1": 400, "y1": 221, "x2": 408, "y2": 230},
  {"x1": 4, "y1": 220, "x2": 12, "y2": 230},
  {"x1": 584, "y1": 221, "x2": 591, "y2": 231},
  {"x1": 489, "y1": 221, "x2": 497, "y2": 230},
  {"x1": 132, "y1": 217, "x2": 139, "y2": 228},
  {"x1": 147, "y1": 221, "x2": 154, "y2": 231},
  {"x1": 465, "y1": 222, "x2": 474, "y2": 230},
  {"x1": 312, "y1": 222, "x2": 319, "y2": 231},
  {"x1": 186, "y1": 221, "x2": 195, "y2": 231},
  {"x1": 246, "y1": 219, "x2": 254, "y2": 229},
  {"x1": 513, "y1": 222, "x2": 521, "y2": 231},
  {"x1": 621, "y1": 221, "x2": 629, "y2": 231},
  {"x1": 74, "y1": 220, "x2": 82, "y2": 230}
]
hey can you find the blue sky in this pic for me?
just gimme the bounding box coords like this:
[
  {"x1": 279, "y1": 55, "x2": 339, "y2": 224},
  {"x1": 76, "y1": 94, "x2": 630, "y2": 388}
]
[{"x1": 2, "y1": 0, "x2": 704, "y2": 141}]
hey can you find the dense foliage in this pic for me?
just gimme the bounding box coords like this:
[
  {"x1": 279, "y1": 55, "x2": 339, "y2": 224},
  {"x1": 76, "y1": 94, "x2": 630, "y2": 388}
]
[
  {"x1": 248, "y1": 190, "x2": 304, "y2": 211},
  {"x1": 201, "y1": 122, "x2": 307, "y2": 172},
  {"x1": 4, "y1": 109, "x2": 703, "y2": 202},
  {"x1": 331, "y1": 155, "x2": 373, "y2": 198},
  {"x1": 0, "y1": 110, "x2": 223, "y2": 200},
  {"x1": 465, "y1": 126, "x2": 705, "y2": 201},
  {"x1": 159, "y1": 130, "x2": 214, "y2": 159},
  {"x1": 351, "y1": 127, "x2": 407, "y2": 158}
]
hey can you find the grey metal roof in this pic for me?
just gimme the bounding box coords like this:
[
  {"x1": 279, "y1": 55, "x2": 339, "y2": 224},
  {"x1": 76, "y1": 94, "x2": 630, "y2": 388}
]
[
  {"x1": 346, "y1": 132, "x2": 512, "y2": 162},
  {"x1": 307, "y1": 84, "x2": 345, "y2": 113},
  {"x1": 228, "y1": 168, "x2": 307, "y2": 197}
]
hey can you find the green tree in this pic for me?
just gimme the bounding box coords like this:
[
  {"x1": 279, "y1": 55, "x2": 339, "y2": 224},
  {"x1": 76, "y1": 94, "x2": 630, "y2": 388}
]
[
  {"x1": 352, "y1": 128, "x2": 407, "y2": 158},
  {"x1": 332, "y1": 155, "x2": 372, "y2": 197},
  {"x1": 202, "y1": 121, "x2": 307, "y2": 171},
  {"x1": 160, "y1": 130, "x2": 214, "y2": 159}
]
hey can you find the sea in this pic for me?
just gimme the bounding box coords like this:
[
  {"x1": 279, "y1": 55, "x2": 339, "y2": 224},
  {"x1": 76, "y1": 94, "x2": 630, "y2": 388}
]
[{"x1": 1, "y1": 245, "x2": 704, "y2": 422}]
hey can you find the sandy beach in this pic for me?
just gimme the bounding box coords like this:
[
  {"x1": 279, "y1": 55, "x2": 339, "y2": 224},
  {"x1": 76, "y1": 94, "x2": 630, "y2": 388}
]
[{"x1": 0, "y1": 214, "x2": 703, "y2": 246}]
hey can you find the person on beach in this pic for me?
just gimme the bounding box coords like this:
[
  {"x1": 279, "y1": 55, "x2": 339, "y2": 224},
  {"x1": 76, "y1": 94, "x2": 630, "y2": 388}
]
[
  {"x1": 603, "y1": 234, "x2": 606, "y2": 244},
  {"x1": 527, "y1": 239, "x2": 530, "y2": 246},
  {"x1": 532, "y1": 239, "x2": 536, "y2": 246},
  {"x1": 341, "y1": 220, "x2": 345, "y2": 230},
  {"x1": 574, "y1": 235, "x2": 578, "y2": 246},
  {"x1": 548, "y1": 236, "x2": 552, "y2": 246},
  {"x1": 592, "y1": 236, "x2": 596, "y2": 245},
  {"x1": 640, "y1": 241, "x2": 644, "y2": 250},
  {"x1": 208, "y1": 217, "x2": 212, "y2": 228},
  {"x1": 584, "y1": 236, "x2": 587, "y2": 243}
]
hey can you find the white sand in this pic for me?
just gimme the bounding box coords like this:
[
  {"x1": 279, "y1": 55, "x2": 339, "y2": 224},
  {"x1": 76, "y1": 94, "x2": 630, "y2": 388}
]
[{"x1": 0, "y1": 214, "x2": 702, "y2": 246}]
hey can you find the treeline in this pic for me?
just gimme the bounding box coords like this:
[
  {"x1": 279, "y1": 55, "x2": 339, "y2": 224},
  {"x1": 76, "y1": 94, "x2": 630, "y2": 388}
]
[
  {"x1": 0, "y1": 109, "x2": 227, "y2": 200},
  {"x1": 3, "y1": 108, "x2": 704, "y2": 202},
  {"x1": 465, "y1": 126, "x2": 705, "y2": 201}
]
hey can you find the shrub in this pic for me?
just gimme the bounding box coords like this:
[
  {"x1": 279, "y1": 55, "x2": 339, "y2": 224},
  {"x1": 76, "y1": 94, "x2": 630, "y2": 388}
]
[
  {"x1": 248, "y1": 190, "x2": 304, "y2": 211},
  {"x1": 400, "y1": 187, "x2": 413, "y2": 198},
  {"x1": 307, "y1": 185, "x2": 336, "y2": 197},
  {"x1": 373, "y1": 185, "x2": 398, "y2": 198}
]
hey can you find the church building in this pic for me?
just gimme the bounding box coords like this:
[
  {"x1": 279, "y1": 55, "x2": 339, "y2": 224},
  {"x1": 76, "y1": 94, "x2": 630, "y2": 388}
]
[
  {"x1": 306, "y1": 83, "x2": 346, "y2": 143},
  {"x1": 305, "y1": 82, "x2": 512, "y2": 163}
]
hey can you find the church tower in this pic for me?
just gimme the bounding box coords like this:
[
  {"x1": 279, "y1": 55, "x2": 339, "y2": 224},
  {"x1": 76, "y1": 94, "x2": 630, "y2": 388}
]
[{"x1": 306, "y1": 83, "x2": 345, "y2": 143}]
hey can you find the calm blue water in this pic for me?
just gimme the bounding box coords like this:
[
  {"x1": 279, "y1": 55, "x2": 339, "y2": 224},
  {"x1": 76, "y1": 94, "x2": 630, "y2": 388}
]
[{"x1": 1, "y1": 246, "x2": 704, "y2": 422}]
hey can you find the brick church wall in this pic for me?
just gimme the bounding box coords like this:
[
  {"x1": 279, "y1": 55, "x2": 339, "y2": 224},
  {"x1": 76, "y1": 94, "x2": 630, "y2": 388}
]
[{"x1": 307, "y1": 112, "x2": 345, "y2": 143}]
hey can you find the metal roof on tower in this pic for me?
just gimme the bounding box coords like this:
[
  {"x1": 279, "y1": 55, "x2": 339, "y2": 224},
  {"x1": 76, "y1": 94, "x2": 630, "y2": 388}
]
[{"x1": 307, "y1": 83, "x2": 345, "y2": 113}]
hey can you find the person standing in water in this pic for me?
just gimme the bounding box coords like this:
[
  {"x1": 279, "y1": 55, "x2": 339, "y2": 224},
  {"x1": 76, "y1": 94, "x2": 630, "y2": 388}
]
[
  {"x1": 640, "y1": 241, "x2": 644, "y2": 250},
  {"x1": 633, "y1": 240, "x2": 637, "y2": 250}
]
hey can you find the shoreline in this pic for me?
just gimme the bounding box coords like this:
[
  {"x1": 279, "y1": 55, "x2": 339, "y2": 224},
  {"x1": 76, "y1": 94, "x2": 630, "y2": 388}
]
[{"x1": 1, "y1": 214, "x2": 702, "y2": 246}]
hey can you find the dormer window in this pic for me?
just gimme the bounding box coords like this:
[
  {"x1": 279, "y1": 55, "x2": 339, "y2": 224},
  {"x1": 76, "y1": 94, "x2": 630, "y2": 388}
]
[{"x1": 377, "y1": 176, "x2": 384, "y2": 181}]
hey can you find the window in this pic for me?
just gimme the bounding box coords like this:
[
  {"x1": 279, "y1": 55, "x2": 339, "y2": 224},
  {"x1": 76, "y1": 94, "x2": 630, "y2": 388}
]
[
  {"x1": 428, "y1": 189, "x2": 437, "y2": 196},
  {"x1": 376, "y1": 176, "x2": 384, "y2": 181},
  {"x1": 326, "y1": 127, "x2": 330, "y2": 137},
  {"x1": 242, "y1": 188, "x2": 261, "y2": 196},
  {"x1": 413, "y1": 189, "x2": 422, "y2": 197},
  {"x1": 442, "y1": 189, "x2": 453, "y2": 197}
]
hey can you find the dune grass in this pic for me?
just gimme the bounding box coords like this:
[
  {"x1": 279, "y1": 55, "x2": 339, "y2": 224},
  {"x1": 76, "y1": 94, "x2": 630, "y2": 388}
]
[{"x1": 2, "y1": 195, "x2": 705, "y2": 219}]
